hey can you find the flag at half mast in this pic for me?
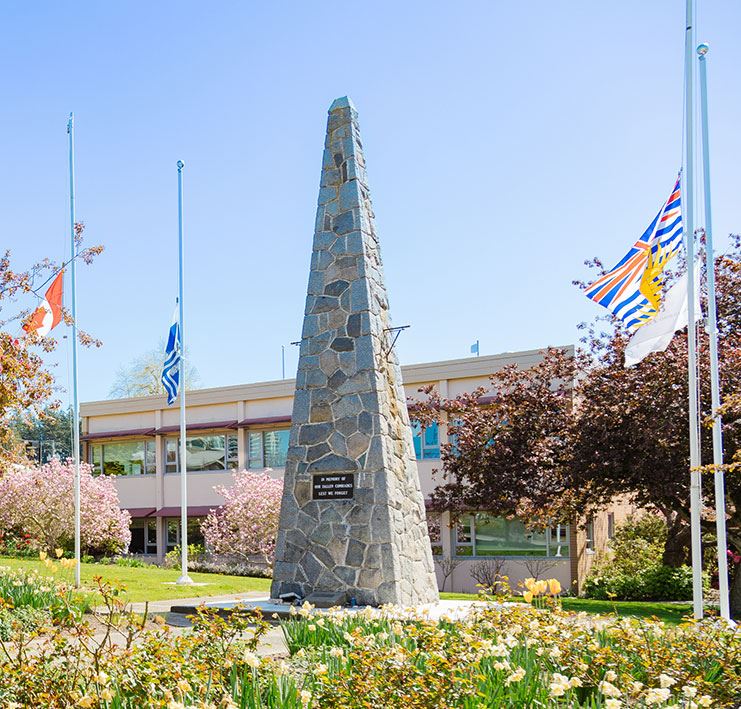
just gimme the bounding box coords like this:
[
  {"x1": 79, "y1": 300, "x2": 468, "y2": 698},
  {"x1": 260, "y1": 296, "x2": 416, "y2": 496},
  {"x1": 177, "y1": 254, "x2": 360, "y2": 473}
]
[
  {"x1": 585, "y1": 175, "x2": 683, "y2": 330},
  {"x1": 161, "y1": 305, "x2": 181, "y2": 405}
]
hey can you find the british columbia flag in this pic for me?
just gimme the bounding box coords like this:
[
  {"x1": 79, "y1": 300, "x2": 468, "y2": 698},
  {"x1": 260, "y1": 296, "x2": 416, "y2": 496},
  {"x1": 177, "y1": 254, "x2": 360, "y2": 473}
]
[{"x1": 585, "y1": 175, "x2": 683, "y2": 331}]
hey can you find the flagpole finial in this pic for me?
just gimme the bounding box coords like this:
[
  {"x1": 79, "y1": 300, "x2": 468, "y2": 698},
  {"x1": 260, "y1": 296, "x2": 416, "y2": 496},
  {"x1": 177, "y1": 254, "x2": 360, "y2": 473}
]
[
  {"x1": 177, "y1": 160, "x2": 185, "y2": 171},
  {"x1": 696, "y1": 42, "x2": 709, "y2": 57}
]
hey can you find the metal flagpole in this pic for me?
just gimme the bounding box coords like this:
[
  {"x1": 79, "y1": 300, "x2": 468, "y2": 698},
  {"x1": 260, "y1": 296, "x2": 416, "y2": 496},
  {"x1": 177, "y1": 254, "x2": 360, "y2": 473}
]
[
  {"x1": 697, "y1": 42, "x2": 731, "y2": 620},
  {"x1": 684, "y1": 0, "x2": 704, "y2": 620},
  {"x1": 176, "y1": 160, "x2": 193, "y2": 585},
  {"x1": 67, "y1": 113, "x2": 82, "y2": 589}
]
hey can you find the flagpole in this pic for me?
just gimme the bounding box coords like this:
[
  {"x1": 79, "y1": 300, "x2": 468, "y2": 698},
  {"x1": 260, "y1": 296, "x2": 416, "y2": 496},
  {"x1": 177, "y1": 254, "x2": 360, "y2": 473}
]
[
  {"x1": 67, "y1": 113, "x2": 81, "y2": 589},
  {"x1": 176, "y1": 159, "x2": 193, "y2": 585},
  {"x1": 697, "y1": 43, "x2": 731, "y2": 621},
  {"x1": 684, "y1": 0, "x2": 704, "y2": 620}
]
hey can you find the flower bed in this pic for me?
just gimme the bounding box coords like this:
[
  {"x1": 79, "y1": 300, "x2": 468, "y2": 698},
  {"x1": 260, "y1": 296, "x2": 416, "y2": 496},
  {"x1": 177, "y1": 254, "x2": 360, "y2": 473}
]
[
  {"x1": 0, "y1": 580, "x2": 737, "y2": 707},
  {"x1": 280, "y1": 600, "x2": 739, "y2": 708},
  {"x1": 0, "y1": 555, "x2": 91, "y2": 621}
]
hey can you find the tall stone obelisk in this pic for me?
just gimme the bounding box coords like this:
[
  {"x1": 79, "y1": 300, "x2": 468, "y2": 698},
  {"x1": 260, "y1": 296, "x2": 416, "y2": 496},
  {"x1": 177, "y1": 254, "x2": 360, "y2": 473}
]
[{"x1": 271, "y1": 97, "x2": 438, "y2": 606}]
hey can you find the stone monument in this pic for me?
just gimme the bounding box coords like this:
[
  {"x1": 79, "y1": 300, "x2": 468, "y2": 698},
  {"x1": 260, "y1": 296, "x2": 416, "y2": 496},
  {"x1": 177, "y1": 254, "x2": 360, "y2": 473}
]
[{"x1": 271, "y1": 97, "x2": 439, "y2": 607}]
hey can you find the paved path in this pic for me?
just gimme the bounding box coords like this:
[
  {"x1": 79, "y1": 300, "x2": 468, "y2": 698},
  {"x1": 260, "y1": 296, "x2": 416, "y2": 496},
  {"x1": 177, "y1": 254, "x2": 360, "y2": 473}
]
[
  {"x1": 113, "y1": 590, "x2": 269, "y2": 615},
  {"x1": 91, "y1": 592, "x2": 288, "y2": 656}
]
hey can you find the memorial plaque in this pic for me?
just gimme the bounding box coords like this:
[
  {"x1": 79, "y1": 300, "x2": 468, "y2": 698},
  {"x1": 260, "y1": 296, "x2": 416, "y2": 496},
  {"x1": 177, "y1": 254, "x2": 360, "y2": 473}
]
[{"x1": 312, "y1": 473, "x2": 354, "y2": 500}]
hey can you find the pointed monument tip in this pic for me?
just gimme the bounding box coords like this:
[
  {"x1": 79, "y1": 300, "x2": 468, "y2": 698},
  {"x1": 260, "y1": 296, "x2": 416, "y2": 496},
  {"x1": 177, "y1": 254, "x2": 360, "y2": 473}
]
[{"x1": 329, "y1": 96, "x2": 355, "y2": 111}]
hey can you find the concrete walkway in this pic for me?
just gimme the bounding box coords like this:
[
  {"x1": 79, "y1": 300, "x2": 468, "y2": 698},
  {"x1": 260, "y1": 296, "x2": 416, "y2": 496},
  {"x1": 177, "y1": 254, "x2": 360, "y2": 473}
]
[
  {"x1": 119, "y1": 590, "x2": 269, "y2": 615},
  {"x1": 91, "y1": 591, "x2": 288, "y2": 656}
]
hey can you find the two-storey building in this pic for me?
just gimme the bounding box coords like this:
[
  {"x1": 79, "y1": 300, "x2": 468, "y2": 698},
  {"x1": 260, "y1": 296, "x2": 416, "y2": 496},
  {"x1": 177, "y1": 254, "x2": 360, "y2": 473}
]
[{"x1": 81, "y1": 347, "x2": 633, "y2": 594}]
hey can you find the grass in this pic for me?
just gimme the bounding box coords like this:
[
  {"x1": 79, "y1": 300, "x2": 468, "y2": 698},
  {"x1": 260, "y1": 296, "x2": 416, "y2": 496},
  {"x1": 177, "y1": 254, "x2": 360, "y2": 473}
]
[
  {"x1": 0, "y1": 559, "x2": 698, "y2": 623},
  {"x1": 0, "y1": 556, "x2": 271, "y2": 603},
  {"x1": 439, "y1": 591, "x2": 697, "y2": 625}
]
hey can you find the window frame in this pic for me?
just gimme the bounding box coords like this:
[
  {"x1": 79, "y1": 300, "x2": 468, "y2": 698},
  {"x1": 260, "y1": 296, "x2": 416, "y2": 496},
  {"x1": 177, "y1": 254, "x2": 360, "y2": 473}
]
[
  {"x1": 165, "y1": 517, "x2": 205, "y2": 553},
  {"x1": 453, "y1": 513, "x2": 570, "y2": 559},
  {"x1": 247, "y1": 428, "x2": 290, "y2": 469},
  {"x1": 129, "y1": 519, "x2": 158, "y2": 555},
  {"x1": 411, "y1": 420, "x2": 441, "y2": 460},
  {"x1": 165, "y1": 431, "x2": 238, "y2": 474},
  {"x1": 88, "y1": 439, "x2": 156, "y2": 477},
  {"x1": 585, "y1": 516, "x2": 596, "y2": 554}
]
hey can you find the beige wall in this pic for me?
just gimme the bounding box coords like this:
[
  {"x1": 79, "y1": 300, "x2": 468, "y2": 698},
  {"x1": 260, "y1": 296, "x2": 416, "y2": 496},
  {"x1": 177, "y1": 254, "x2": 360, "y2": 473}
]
[
  {"x1": 572, "y1": 497, "x2": 640, "y2": 594},
  {"x1": 437, "y1": 558, "x2": 573, "y2": 596}
]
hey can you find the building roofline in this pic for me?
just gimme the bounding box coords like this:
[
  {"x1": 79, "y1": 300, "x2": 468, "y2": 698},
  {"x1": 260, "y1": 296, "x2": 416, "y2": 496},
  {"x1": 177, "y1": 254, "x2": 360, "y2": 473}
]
[{"x1": 81, "y1": 345, "x2": 574, "y2": 417}]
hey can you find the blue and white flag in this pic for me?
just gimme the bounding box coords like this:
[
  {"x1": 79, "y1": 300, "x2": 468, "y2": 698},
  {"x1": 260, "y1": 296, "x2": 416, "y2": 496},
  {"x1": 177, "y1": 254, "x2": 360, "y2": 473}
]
[
  {"x1": 162, "y1": 305, "x2": 181, "y2": 405},
  {"x1": 470, "y1": 341, "x2": 479, "y2": 355}
]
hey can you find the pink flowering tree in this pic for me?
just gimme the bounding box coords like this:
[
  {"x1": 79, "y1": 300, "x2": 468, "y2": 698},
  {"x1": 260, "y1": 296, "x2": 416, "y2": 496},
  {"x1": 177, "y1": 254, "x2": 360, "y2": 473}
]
[
  {"x1": 0, "y1": 459, "x2": 130, "y2": 555},
  {"x1": 201, "y1": 470, "x2": 283, "y2": 567}
]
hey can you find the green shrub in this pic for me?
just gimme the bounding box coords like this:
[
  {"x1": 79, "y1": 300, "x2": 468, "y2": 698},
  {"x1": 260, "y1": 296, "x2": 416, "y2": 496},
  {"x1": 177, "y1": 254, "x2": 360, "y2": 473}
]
[
  {"x1": 0, "y1": 565, "x2": 91, "y2": 621},
  {"x1": 583, "y1": 563, "x2": 701, "y2": 601},
  {"x1": 0, "y1": 606, "x2": 50, "y2": 640},
  {"x1": 0, "y1": 530, "x2": 39, "y2": 558},
  {"x1": 187, "y1": 558, "x2": 272, "y2": 579},
  {"x1": 113, "y1": 555, "x2": 151, "y2": 568},
  {"x1": 583, "y1": 515, "x2": 707, "y2": 600},
  {"x1": 163, "y1": 543, "x2": 205, "y2": 569}
]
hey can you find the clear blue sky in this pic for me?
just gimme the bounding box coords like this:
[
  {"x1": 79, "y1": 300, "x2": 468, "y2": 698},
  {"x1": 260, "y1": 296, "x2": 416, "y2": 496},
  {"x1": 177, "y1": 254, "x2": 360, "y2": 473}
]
[{"x1": 2, "y1": 1, "x2": 740, "y2": 404}]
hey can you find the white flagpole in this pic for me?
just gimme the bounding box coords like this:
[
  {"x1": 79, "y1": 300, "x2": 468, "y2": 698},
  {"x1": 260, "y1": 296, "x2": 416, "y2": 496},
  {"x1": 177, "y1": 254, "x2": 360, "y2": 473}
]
[
  {"x1": 177, "y1": 160, "x2": 193, "y2": 584},
  {"x1": 176, "y1": 160, "x2": 193, "y2": 585},
  {"x1": 697, "y1": 42, "x2": 731, "y2": 620},
  {"x1": 67, "y1": 113, "x2": 82, "y2": 589},
  {"x1": 684, "y1": 0, "x2": 704, "y2": 620}
]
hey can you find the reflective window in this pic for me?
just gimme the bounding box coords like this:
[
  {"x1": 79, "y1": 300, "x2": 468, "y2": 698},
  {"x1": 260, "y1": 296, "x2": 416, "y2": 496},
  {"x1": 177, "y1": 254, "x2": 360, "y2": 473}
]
[
  {"x1": 427, "y1": 512, "x2": 442, "y2": 557},
  {"x1": 165, "y1": 517, "x2": 205, "y2": 553},
  {"x1": 586, "y1": 516, "x2": 595, "y2": 553},
  {"x1": 165, "y1": 433, "x2": 238, "y2": 473},
  {"x1": 248, "y1": 429, "x2": 289, "y2": 468},
  {"x1": 89, "y1": 440, "x2": 155, "y2": 476},
  {"x1": 411, "y1": 421, "x2": 440, "y2": 460},
  {"x1": 454, "y1": 514, "x2": 569, "y2": 558},
  {"x1": 129, "y1": 519, "x2": 157, "y2": 554}
]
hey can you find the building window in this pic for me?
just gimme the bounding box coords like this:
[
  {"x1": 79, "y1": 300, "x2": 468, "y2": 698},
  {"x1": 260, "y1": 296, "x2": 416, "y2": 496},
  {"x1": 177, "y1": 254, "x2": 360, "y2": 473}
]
[
  {"x1": 129, "y1": 519, "x2": 157, "y2": 555},
  {"x1": 454, "y1": 516, "x2": 473, "y2": 556},
  {"x1": 248, "y1": 429, "x2": 290, "y2": 468},
  {"x1": 454, "y1": 513, "x2": 569, "y2": 558},
  {"x1": 552, "y1": 523, "x2": 569, "y2": 557},
  {"x1": 89, "y1": 440, "x2": 156, "y2": 476},
  {"x1": 586, "y1": 516, "x2": 595, "y2": 553},
  {"x1": 411, "y1": 421, "x2": 440, "y2": 460},
  {"x1": 166, "y1": 517, "x2": 205, "y2": 553},
  {"x1": 427, "y1": 512, "x2": 442, "y2": 556},
  {"x1": 607, "y1": 513, "x2": 615, "y2": 540},
  {"x1": 165, "y1": 433, "x2": 238, "y2": 473}
]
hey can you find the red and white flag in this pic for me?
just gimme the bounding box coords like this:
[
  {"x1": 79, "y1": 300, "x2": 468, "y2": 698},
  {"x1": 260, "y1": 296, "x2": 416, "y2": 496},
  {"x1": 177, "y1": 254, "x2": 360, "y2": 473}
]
[{"x1": 23, "y1": 270, "x2": 64, "y2": 337}]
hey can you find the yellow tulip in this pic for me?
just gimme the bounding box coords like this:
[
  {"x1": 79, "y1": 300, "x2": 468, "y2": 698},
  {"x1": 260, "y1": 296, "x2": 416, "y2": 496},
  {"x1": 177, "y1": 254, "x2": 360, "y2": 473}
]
[
  {"x1": 39, "y1": 551, "x2": 48, "y2": 561},
  {"x1": 548, "y1": 579, "x2": 562, "y2": 596},
  {"x1": 524, "y1": 578, "x2": 536, "y2": 591},
  {"x1": 523, "y1": 591, "x2": 534, "y2": 604},
  {"x1": 55, "y1": 548, "x2": 64, "y2": 558}
]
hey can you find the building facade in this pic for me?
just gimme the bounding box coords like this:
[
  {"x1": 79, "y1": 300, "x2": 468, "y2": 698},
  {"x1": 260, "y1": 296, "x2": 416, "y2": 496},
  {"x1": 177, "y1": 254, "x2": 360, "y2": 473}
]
[{"x1": 81, "y1": 347, "x2": 633, "y2": 594}]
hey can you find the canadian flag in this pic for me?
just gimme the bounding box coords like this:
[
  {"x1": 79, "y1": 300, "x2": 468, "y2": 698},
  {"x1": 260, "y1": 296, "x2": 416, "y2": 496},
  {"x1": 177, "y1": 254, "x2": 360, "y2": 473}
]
[{"x1": 23, "y1": 270, "x2": 64, "y2": 337}]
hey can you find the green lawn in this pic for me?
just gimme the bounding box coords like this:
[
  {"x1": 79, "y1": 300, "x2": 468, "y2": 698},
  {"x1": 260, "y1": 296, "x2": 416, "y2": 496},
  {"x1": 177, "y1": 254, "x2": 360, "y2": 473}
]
[
  {"x1": 0, "y1": 557, "x2": 271, "y2": 603},
  {"x1": 0, "y1": 559, "x2": 698, "y2": 623},
  {"x1": 439, "y1": 591, "x2": 697, "y2": 625}
]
